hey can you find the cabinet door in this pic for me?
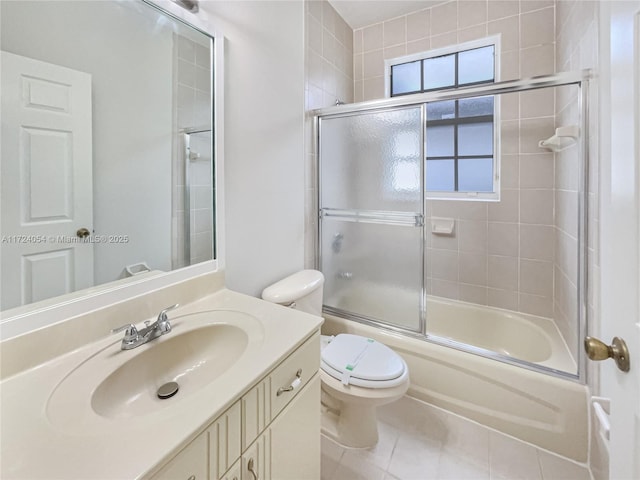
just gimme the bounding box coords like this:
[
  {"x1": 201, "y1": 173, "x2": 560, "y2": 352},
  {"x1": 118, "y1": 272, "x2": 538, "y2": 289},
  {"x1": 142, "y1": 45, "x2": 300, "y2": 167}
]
[
  {"x1": 220, "y1": 459, "x2": 241, "y2": 480},
  {"x1": 242, "y1": 430, "x2": 271, "y2": 480},
  {"x1": 151, "y1": 434, "x2": 208, "y2": 480},
  {"x1": 209, "y1": 401, "x2": 242, "y2": 479},
  {"x1": 269, "y1": 375, "x2": 320, "y2": 480}
]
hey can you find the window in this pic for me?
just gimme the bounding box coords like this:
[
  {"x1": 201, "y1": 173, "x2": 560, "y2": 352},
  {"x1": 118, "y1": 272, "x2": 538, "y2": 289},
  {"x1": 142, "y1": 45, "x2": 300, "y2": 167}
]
[{"x1": 387, "y1": 38, "x2": 500, "y2": 200}]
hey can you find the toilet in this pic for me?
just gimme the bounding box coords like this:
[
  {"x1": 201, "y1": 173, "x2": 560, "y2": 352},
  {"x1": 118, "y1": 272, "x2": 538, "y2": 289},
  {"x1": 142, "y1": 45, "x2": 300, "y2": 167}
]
[{"x1": 261, "y1": 270, "x2": 409, "y2": 448}]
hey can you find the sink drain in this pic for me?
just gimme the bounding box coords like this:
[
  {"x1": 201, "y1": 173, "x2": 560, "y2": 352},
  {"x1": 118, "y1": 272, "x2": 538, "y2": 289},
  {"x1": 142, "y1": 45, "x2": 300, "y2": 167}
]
[{"x1": 157, "y1": 381, "x2": 179, "y2": 399}]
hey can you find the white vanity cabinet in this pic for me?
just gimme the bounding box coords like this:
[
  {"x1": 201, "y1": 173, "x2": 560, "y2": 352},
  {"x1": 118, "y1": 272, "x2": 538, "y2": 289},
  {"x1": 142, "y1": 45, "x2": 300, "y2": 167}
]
[{"x1": 149, "y1": 331, "x2": 320, "y2": 480}]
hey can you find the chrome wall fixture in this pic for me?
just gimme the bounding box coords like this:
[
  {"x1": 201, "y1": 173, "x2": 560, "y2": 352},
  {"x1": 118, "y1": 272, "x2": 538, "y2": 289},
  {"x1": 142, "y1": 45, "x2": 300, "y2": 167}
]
[{"x1": 314, "y1": 70, "x2": 592, "y2": 382}]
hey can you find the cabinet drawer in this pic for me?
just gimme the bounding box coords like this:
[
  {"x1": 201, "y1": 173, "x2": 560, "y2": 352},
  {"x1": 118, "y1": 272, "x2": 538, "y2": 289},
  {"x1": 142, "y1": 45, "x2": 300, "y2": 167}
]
[{"x1": 270, "y1": 331, "x2": 319, "y2": 420}]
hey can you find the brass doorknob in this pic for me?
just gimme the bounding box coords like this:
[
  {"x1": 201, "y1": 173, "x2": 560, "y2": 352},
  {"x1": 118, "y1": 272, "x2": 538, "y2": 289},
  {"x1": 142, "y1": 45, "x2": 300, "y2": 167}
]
[
  {"x1": 76, "y1": 227, "x2": 91, "y2": 238},
  {"x1": 584, "y1": 336, "x2": 630, "y2": 372}
]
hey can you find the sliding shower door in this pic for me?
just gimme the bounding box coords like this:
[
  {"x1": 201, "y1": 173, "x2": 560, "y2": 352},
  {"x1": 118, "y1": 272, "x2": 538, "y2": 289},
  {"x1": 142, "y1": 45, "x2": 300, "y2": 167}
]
[{"x1": 318, "y1": 106, "x2": 425, "y2": 333}]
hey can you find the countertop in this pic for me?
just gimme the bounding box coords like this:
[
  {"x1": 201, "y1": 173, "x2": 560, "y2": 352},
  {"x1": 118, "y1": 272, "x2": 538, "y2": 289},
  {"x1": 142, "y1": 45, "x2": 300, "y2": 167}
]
[{"x1": 0, "y1": 288, "x2": 323, "y2": 479}]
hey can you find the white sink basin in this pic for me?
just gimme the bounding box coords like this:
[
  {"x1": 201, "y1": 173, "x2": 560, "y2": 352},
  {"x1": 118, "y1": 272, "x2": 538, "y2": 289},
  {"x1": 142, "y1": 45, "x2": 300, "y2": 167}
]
[{"x1": 46, "y1": 310, "x2": 264, "y2": 433}]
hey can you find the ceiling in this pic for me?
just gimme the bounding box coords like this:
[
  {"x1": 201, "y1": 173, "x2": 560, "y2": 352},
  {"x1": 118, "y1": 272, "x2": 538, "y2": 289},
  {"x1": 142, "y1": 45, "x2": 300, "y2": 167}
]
[{"x1": 328, "y1": 0, "x2": 445, "y2": 29}]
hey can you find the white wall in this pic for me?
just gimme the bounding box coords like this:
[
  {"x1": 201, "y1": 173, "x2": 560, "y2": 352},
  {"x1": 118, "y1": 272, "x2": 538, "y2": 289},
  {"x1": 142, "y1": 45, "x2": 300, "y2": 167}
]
[
  {"x1": 201, "y1": 1, "x2": 306, "y2": 297},
  {"x1": 1, "y1": 1, "x2": 173, "y2": 283}
]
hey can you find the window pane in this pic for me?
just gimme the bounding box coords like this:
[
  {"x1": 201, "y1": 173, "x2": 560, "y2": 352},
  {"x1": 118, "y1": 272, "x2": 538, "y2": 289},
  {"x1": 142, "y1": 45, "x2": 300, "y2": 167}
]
[
  {"x1": 459, "y1": 96, "x2": 494, "y2": 118},
  {"x1": 458, "y1": 122, "x2": 493, "y2": 156},
  {"x1": 427, "y1": 100, "x2": 455, "y2": 120},
  {"x1": 391, "y1": 61, "x2": 421, "y2": 95},
  {"x1": 426, "y1": 159, "x2": 455, "y2": 191},
  {"x1": 426, "y1": 125, "x2": 455, "y2": 157},
  {"x1": 458, "y1": 158, "x2": 494, "y2": 192},
  {"x1": 459, "y1": 46, "x2": 494, "y2": 85},
  {"x1": 423, "y1": 54, "x2": 455, "y2": 90}
]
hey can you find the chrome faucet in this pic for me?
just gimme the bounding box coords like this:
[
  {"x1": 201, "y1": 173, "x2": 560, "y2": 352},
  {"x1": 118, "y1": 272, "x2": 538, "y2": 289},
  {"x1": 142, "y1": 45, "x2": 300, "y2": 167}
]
[{"x1": 111, "y1": 304, "x2": 179, "y2": 350}]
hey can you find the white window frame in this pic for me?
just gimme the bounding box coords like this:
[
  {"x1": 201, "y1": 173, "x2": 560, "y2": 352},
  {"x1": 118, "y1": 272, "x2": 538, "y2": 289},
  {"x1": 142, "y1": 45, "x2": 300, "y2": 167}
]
[{"x1": 384, "y1": 36, "x2": 502, "y2": 201}]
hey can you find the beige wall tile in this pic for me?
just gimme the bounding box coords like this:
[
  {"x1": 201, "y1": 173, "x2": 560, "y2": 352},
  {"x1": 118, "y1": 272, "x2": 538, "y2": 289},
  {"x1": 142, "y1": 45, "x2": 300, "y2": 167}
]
[
  {"x1": 459, "y1": 252, "x2": 488, "y2": 285},
  {"x1": 489, "y1": 189, "x2": 519, "y2": 222},
  {"x1": 458, "y1": 24, "x2": 488, "y2": 43},
  {"x1": 520, "y1": 7, "x2": 555, "y2": 48},
  {"x1": 520, "y1": 259, "x2": 553, "y2": 296},
  {"x1": 488, "y1": 15, "x2": 520, "y2": 53},
  {"x1": 488, "y1": 0, "x2": 519, "y2": 21},
  {"x1": 431, "y1": 31, "x2": 459, "y2": 49},
  {"x1": 520, "y1": 189, "x2": 554, "y2": 225},
  {"x1": 459, "y1": 220, "x2": 488, "y2": 253},
  {"x1": 501, "y1": 120, "x2": 520, "y2": 154},
  {"x1": 520, "y1": 44, "x2": 555, "y2": 78},
  {"x1": 519, "y1": 292, "x2": 553, "y2": 318},
  {"x1": 323, "y1": 28, "x2": 336, "y2": 62},
  {"x1": 384, "y1": 44, "x2": 407, "y2": 60},
  {"x1": 353, "y1": 53, "x2": 363, "y2": 81},
  {"x1": 488, "y1": 222, "x2": 518, "y2": 257},
  {"x1": 520, "y1": 224, "x2": 554, "y2": 261},
  {"x1": 520, "y1": 0, "x2": 554, "y2": 14},
  {"x1": 407, "y1": 37, "x2": 431, "y2": 55},
  {"x1": 488, "y1": 287, "x2": 519, "y2": 310},
  {"x1": 307, "y1": 0, "x2": 322, "y2": 21},
  {"x1": 519, "y1": 154, "x2": 554, "y2": 189},
  {"x1": 308, "y1": 15, "x2": 322, "y2": 54},
  {"x1": 458, "y1": 0, "x2": 488, "y2": 29},
  {"x1": 431, "y1": 249, "x2": 459, "y2": 281},
  {"x1": 432, "y1": 279, "x2": 459, "y2": 299},
  {"x1": 501, "y1": 154, "x2": 520, "y2": 189},
  {"x1": 520, "y1": 87, "x2": 555, "y2": 118},
  {"x1": 363, "y1": 49, "x2": 384, "y2": 77},
  {"x1": 384, "y1": 16, "x2": 407, "y2": 47},
  {"x1": 500, "y1": 92, "x2": 520, "y2": 120},
  {"x1": 555, "y1": 190, "x2": 579, "y2": 237},
  {"x1": 353, "y1": 29, "x2": 363, "y2": 54},
  {"x1": 362, "y1": 23, "x2": 383, "y2": 51},
  {"x1": 519, "y1": 117, "x2": 555, "y2": 154},
  {"x1": 488, "y1": 255, "x2": 518, "y2": 290},
  {"x1": 431, "y1": 230, "x2": 458, "y2": 250},
  {"x1": 501, "y1": 50, "x2": 520, "y2": 81},
  {"x1": 407, "y1": 9, "x2": 430, "y2": 41},
  {"x1": 459, "y1": 283, "x2": 488, "y2": 304},
  {"x1": 362, "y1": 75, "x2": 384, "y2": 100},
  {"x1": 431, "y1": 1, "x2": 458, "y2": 36}
]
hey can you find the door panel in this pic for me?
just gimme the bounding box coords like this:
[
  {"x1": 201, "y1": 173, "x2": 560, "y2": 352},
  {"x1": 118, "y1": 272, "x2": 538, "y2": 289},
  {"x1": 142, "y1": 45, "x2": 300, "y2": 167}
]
[{"x1": 1, "y1": 51, "x2": 93, "y2": 310}]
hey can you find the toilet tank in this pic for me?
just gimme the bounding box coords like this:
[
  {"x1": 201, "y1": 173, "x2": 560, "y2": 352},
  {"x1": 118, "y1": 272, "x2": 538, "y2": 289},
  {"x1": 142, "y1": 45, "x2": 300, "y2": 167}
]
[{"x1": 261, "y1": 270, "x2": 325, "y2": 316}]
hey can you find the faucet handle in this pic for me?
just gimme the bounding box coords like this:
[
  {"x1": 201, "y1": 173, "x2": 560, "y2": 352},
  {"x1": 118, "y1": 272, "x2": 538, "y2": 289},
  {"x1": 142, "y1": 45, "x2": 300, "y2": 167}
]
[
  {"x1": 157, "y1": 304, "x2": 179, "y2": 323},
  {"x1": 111, "y1": 323, "x2": 139, "y2": 340}
]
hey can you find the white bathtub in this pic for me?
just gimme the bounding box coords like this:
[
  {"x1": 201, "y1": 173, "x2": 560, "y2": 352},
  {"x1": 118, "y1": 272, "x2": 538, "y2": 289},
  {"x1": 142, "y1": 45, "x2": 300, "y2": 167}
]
[{"x1": 322, "y1": 287, "x2": 589, "y2": 462}]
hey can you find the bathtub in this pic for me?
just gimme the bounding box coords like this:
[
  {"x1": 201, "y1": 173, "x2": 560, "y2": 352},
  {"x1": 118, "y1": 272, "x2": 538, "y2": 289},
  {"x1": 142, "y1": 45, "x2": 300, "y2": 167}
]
[{"x1": 322, "y1": 288, "x2": 589, "y2": 462}]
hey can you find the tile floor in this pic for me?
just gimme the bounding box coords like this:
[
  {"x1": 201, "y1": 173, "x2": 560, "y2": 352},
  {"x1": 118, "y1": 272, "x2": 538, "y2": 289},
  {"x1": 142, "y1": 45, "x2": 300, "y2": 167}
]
[{"x1": 321, "y1": 396, "x2": 592, "y2": 480}]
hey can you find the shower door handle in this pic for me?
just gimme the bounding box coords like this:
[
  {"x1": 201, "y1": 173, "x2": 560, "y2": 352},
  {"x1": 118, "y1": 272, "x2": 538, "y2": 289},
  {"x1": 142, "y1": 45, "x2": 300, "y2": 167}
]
[{"x1": 584, "y1": 336, "x2": 630, "y2": 372}]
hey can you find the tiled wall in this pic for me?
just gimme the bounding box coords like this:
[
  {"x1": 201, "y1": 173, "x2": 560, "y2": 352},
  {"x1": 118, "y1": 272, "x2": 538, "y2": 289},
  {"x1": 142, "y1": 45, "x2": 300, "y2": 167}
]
[
  {"x1": 353, "y1": 0, "x2": 556, "y2": 101},
  {"x1": 352, "y1": 1, "x2": 560, "y2": 318},
  {"x1": 172, "y1": 34, "x2": 213, "y2": 268},
  {"x1": 304, "y1": 0, "x2": 354, "y2": 267}
]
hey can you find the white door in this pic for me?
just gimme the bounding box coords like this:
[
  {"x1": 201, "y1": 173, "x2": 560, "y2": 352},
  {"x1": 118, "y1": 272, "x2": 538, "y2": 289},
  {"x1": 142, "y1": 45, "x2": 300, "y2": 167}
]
[
  {"x1": 1, "y1": 51, "x2": 94, "y2": 310},
  {"x1": 599, "y1": 1, "x2": 640, "y2": 478}
]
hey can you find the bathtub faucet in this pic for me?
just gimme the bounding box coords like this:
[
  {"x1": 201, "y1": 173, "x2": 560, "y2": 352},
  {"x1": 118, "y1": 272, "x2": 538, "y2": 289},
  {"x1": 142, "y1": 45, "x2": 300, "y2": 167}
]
[{"x1": 336, "y1": 271, "x2": 353, "y2": 280}]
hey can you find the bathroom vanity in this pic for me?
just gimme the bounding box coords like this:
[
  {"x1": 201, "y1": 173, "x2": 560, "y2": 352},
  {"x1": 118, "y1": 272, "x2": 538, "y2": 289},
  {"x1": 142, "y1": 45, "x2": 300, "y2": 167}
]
[{"x1": 0, "y1": 273, "x2": 323, "y2": 479}]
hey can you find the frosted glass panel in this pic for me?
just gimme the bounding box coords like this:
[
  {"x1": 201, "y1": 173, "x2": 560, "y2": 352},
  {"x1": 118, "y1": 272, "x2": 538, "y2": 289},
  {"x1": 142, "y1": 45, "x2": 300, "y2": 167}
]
[
  {"x1": 459, "y1": 122, "x2": 493, "y2": 156},
  {"x1": 427, "y1": 100, "x2": 455, "y2": 120},
  {"x1": 459, "y1": 96, "x2": 494, "y2": 117},
  {"x1": 320, "y1": 106, "x2": 422, "y2": 212},
  {"x1": 391, "y1": 61, "x2": 421, "y2": 95},
  {"x1": 459, "y1": 46, "x2": 494, "y2": 84},
  {"x1": 458, "y1": 158, "x2": 493, "y2": 191},
  {"x1": 426, "y1": 125, "x2": 454, "y2": 157},
  {"x1": 423, "y1": 54, "x2": 455, "y2": 90},
  {"x1": 321, "y1": 217, "x2": 422, "y2": 332},
  {"x1": 426, "y1": 159, "x2": 455, "y2": 191}
]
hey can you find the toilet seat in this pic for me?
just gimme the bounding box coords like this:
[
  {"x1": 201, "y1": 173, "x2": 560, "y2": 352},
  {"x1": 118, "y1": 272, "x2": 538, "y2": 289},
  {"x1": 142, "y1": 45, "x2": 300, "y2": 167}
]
[{"x1": 320, "y1": 334, "x2": 407, "y2": 389}]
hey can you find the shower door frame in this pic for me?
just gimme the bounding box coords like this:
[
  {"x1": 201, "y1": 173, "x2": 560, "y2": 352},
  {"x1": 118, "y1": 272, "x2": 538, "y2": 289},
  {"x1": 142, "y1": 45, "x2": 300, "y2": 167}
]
[{"x1": 314, "y1": 70, "x2": 592, "y2": 383}]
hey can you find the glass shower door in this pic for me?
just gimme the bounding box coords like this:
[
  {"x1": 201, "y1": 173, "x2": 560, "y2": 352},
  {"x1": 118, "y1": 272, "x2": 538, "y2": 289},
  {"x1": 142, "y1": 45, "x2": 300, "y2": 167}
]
[{"x1": 318, "y1": 105, "x2": 425, "y2": 332}]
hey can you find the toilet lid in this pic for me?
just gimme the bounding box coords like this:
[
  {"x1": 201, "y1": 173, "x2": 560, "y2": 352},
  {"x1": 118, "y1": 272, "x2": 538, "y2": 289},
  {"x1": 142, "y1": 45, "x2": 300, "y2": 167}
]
[{"x1": 320, "y1": 334, "x2": 405, "y2": 386}]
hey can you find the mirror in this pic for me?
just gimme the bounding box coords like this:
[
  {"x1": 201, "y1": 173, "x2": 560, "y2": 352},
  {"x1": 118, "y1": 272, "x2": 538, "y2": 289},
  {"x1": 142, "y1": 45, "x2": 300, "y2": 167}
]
[{"x1": 0, "y1": 0, "x2": 215, "y2": 312}]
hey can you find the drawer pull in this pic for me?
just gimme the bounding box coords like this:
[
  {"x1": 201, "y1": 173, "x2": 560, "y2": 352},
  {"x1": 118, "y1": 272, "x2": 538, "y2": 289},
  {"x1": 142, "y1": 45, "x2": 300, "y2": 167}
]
[
  {"x1": 247, "y1": 458, "x2": 259, "y2": 480},
  {"x1": 276, "y1": 369, "x2": 302, "y2": 396}
]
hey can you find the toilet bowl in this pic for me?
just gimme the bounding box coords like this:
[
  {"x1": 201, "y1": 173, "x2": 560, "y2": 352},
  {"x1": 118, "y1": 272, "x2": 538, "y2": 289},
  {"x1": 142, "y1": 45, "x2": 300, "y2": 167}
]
[{"x1": 262, "y1": 270, "x2": 410, "y2": 448}]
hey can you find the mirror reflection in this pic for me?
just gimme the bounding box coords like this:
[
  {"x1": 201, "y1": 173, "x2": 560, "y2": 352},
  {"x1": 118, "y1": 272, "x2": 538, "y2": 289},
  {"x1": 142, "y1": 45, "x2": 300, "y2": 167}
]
[{"x1": 0, "y1": 0, "x2": 215, "y2": 311}]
